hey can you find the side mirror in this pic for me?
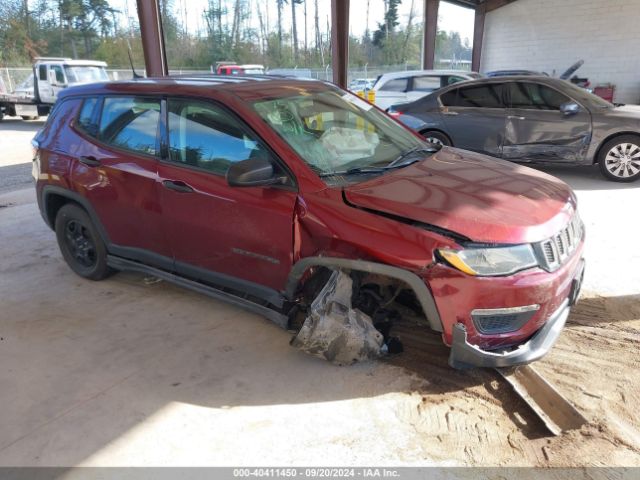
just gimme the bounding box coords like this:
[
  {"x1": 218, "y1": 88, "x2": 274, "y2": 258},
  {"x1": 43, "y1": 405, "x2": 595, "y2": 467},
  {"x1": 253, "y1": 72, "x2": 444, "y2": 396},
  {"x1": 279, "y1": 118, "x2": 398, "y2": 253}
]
[
  {"x1": 560, "y1": 102, "x2": 580, "y2": 116},
  {"x1": 226, "y1": 158, "x2": 287, "y2": 187}
]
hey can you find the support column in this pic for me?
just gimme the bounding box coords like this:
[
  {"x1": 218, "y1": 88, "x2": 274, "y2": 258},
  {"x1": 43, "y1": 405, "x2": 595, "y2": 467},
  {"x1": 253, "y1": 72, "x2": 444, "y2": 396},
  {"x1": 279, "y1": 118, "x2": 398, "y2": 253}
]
[
  {"x1": 136, "y1": 0, "x2": 168, "y2": 76},
  {"x1": 421, "y1": 0, "x2": 439, "y2": 70},
  {"x1": 331, "y1": 0, "x2": 349, "y2": 88},
  {"x1": 471, "y1": 3, "x2": 486, "y2": 73}
]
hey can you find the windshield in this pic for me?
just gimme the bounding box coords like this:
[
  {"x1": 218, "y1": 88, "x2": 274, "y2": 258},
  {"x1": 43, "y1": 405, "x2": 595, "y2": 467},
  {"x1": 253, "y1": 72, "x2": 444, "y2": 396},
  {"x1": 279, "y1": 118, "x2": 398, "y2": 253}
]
[
  {"x1": 63, "y1": 66, "x2": 109, "y2": 84},
  {"x1": 251, "y1": 87, "x2": 431, "y2": 184}
]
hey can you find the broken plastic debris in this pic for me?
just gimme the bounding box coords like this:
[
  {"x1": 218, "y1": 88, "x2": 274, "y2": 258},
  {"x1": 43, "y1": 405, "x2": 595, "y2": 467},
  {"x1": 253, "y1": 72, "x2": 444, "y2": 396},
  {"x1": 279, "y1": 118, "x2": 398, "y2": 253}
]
[{"x1": 291, "y1": 270, "x2": 384, "y2": 365}]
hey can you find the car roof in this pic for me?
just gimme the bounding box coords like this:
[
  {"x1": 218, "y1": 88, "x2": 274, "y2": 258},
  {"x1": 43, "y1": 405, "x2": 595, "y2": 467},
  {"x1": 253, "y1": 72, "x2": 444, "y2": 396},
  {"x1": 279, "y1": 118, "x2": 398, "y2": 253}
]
[
  {"x1": 58, "y1": 75, "x2": 331, "y2": 101},
  {"x1": 377, "y1": 70, "x2": 478, "y2": 82}
]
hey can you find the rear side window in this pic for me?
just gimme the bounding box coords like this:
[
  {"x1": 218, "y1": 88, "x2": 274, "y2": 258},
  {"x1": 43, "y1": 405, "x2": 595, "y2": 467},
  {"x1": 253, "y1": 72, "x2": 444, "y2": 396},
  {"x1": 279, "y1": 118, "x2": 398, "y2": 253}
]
[
  {"x1": 99, "y1": 97, "x2": 160, "y2": 156},
  {"x1": 440, "y1": 84, "x2": 504, "y2": 108},
  {"x1": 509, "y1": 82, "x2": 571, "y2": 110},
  {"x1": 39, "y1": 65, "x2": 47, "y2": 81},
  {"x1": 77, "y1": 97, "x2": 99, "y2": 136},
  {"x1": 167, "y1": 98, "x2": 269, "y2": 175},
  {"x1": 380, "y1": 78, "x2": 408, "y2": 92},
  {"x1": 412, "y1": 76, "x2": 441, "y2": 92}
]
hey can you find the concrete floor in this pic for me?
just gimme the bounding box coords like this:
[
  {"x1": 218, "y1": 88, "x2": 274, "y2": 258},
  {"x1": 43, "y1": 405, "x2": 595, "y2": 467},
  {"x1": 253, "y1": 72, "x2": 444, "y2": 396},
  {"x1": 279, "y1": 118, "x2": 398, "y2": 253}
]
[{"x1": 1, "y1": 121, "x2": 639, "y2": 466}]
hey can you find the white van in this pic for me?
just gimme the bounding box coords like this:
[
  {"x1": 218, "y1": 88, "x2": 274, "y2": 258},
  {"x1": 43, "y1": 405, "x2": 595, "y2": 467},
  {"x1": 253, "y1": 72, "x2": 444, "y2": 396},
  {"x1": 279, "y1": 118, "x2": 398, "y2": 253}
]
[{"x1": 372, "y1": 70, "x2": 482, "y2": 110}]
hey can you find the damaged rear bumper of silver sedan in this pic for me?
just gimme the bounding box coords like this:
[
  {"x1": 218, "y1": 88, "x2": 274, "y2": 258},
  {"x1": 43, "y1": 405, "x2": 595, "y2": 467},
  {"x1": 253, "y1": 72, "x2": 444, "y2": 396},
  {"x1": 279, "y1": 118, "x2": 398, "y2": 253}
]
[{"x1": 448, "y1": 299, "x2": 570, "y2": 369}]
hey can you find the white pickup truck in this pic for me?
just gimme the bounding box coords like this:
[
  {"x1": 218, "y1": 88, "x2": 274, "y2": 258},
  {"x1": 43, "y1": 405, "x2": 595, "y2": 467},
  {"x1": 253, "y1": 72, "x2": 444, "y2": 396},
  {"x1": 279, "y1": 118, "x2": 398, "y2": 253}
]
[{"x1": 0, "y1": 57, "x2": 108, "y2": 121}]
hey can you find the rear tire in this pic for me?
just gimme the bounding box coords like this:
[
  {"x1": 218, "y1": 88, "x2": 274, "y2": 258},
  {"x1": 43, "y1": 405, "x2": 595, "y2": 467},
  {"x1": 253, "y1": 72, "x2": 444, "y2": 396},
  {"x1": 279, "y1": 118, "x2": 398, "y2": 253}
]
[
  {"x1": 421, "y1": 130, "x2": 451, "y2": 147},
  {"x1": 597, "y1": 135, "x2": 640, "y2": 182},
  {"x1": 55, "y1": 203, "x2": 112, "y2": 280}
]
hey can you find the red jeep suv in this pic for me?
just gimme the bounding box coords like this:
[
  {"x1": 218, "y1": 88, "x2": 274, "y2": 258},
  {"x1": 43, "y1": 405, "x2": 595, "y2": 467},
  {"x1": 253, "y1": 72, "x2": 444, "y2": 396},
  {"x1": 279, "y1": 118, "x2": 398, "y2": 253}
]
[{"x1": 33, "y1": 76, "x2": 585, "y2": 368}]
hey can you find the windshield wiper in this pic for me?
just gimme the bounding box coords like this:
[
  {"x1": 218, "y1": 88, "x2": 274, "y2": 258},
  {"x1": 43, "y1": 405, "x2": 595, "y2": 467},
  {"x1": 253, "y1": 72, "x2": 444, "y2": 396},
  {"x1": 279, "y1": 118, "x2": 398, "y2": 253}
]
[
  {"x1": 318, "y1": 166, "x2": 387, "y2": 178},
  {"x1": 319, "y1": 145, "x2": 439, "y2": 178},
  {"x1": 386, "y1": 145, "x2": 439, "y2": 169}
]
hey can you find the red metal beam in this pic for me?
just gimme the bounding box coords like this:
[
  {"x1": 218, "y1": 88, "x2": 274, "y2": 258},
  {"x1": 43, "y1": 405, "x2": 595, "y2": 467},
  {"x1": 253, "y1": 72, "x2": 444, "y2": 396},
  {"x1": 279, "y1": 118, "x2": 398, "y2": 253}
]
[
  {"x1": 331, "y1": 0, "x2": 349, "y2": 88},
  {"x1": 471, "y1": 2, "x2": 485, "y2": 72},
  {"x1": 136, "y1": 0, "x2": 168, "y2": 76},
  {"x1": 422, "y1": 0, "x2": 439, "y2": 70}
]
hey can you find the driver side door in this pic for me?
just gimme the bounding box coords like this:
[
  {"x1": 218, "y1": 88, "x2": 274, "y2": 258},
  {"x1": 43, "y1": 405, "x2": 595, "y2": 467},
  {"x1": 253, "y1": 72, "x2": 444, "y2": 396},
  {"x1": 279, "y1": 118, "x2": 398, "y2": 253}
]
[
  {"x1": 157, "y1": 97, "x2": 298, "y2": 294},
  {"x1": 503, "y1": 81, "x2": 592, "y2": 163}
]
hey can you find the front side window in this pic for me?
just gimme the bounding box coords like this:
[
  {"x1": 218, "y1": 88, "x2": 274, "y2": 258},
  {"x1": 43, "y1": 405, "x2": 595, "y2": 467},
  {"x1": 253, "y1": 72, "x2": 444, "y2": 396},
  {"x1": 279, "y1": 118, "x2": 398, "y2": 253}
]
[
  {"x1": 99, "y1": 97, "x2": 160, "y2": 156},
  {"x1": 251, "y1": 87, "x2": 432, "y2": 184},
  {"x1": 167, "y1": 98, "x2": 271, "y2": 175},
  {"x1": 380, "y1": 78, "x2": 408, "y2": 92},
  {"x1": 51, "y1": 65, "x2": 65, "y2": 84},
  {"x1": 440, "y1": 84, "x2": 504, "y2": 108},
  {"x1": 509, "y1": 82, "x2": 571, "y2": 110},
  {"x1": 412, "y1": 76, "x2": 441, "y2": 92}
]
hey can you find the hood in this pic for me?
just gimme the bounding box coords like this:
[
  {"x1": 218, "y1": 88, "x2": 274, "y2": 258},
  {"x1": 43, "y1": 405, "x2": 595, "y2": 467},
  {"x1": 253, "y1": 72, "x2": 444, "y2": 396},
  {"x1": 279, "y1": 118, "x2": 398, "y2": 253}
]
[
  {"x1": 612, "y1": 104, "x2": 640, "y2": 115},
  {"x1": 343, "y1": 148, "x2": 576, "y2": 244}
]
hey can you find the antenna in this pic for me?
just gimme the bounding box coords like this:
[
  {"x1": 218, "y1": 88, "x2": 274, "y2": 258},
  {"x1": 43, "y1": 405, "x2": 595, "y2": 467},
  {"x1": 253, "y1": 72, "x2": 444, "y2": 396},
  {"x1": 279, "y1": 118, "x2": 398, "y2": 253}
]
[{"x1": 127, "y1": 41, "x2": 142, "y2": 79}]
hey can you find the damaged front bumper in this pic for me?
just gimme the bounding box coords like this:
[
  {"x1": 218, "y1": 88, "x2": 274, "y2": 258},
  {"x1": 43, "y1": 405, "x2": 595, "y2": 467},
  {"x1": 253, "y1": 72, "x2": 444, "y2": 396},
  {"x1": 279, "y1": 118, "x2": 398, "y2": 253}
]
[
  {"x1": 448, "y1": 257, "x2": 585, "y2": 369},
  {"x1": 448, "y1": 298, "x2": 570, "y2": 369}
]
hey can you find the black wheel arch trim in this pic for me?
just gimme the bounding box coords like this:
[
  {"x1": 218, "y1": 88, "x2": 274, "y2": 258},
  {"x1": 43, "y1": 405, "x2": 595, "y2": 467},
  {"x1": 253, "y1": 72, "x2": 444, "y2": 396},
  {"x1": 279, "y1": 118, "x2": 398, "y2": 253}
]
[
  {"x1": 284, "y1": 256, "x2": 443, "y2": 333},
  {"x1": 41, "y1": 185, "x2": 112, "y2": 245}
]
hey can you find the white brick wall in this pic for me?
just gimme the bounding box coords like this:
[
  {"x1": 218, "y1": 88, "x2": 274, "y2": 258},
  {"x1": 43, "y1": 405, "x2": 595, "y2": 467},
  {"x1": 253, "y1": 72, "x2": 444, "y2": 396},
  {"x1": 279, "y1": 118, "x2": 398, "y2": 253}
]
[{"x1": 481, "y1": 0, "x2": 640, "y2": 104}]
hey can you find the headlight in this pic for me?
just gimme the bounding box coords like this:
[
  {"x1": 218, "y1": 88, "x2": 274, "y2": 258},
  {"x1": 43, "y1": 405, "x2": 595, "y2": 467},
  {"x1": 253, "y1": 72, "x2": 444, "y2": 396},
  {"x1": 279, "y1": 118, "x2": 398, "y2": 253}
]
[{"x1": 438, "y1": 245, "x2": 538, "y2": 276}]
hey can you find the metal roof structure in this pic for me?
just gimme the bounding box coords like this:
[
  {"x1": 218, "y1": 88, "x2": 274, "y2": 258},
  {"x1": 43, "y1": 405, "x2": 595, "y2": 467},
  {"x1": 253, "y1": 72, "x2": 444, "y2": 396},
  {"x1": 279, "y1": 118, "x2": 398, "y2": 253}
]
[{"x1": 134, "y1": 0, "x2": 519, "y2": 89}]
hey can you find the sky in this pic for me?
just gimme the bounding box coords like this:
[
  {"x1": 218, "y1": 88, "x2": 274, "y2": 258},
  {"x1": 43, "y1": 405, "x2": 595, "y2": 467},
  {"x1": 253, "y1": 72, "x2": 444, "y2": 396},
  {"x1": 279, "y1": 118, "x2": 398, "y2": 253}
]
[{"x1": 108, "y1": 0, "x2": 475, "y2": 44}]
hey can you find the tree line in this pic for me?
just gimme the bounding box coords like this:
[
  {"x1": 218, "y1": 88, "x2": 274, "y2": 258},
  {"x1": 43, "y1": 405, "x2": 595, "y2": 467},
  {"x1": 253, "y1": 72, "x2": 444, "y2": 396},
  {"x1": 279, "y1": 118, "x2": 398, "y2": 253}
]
[{"x1": 0, "y1": 0, "x2": 472, "y2": 70}]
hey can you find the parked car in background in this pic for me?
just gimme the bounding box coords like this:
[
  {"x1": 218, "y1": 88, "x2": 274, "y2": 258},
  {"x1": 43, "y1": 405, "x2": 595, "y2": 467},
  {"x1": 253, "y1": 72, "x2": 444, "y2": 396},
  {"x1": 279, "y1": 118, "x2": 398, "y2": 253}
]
[
  {"x1": 372, "y1": 70, "x2": 482, "y2": 110},
  {"x1": 390, "y1": 76, "x2": 640, "y2": 182},
  {"x1": 216, "y1": 63, "x2": 265, "y2": 75},
  {"x1": 349, "y1": 78, "x2": 375, "y2": 92},
  {"x1": 33, "y1": 76, "x2": 584, "y2": 369}
]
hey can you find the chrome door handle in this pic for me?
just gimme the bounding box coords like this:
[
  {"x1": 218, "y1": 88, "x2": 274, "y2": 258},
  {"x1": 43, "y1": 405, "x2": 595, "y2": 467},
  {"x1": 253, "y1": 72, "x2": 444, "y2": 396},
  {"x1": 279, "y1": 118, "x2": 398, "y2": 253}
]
[{"x1": 507, "y1": 115, "x2": 525, "y2": 120}]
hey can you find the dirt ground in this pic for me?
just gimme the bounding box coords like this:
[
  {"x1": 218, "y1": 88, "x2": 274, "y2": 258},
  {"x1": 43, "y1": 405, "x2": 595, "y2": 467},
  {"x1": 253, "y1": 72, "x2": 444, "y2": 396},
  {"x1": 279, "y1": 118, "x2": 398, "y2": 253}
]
[{"x1": 385, "y1": 293, "x2": 640, "y2": 466}]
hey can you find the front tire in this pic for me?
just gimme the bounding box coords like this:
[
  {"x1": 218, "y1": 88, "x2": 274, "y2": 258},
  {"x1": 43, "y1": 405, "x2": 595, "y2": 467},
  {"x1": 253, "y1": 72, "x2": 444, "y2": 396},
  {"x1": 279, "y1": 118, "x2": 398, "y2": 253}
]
[
  {"x1": 597, "y1": 135, "x2": 640, "y2": 182},
  {"x1": 421, "y1": 130, "x2": 451, "y2": 147},
  {"x1": 55, "y1": 204, "x2": 112, "y2": 280}
]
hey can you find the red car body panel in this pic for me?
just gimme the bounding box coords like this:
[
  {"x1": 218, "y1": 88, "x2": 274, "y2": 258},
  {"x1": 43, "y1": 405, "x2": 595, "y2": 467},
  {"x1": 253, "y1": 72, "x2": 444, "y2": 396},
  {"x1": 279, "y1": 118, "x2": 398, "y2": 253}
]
[
  {"x1": 34, "y1": 78, "x2": 585, "y2": 365},
  {"x1": 344, "y1": 148, "x2": 576, "y2": 244}
]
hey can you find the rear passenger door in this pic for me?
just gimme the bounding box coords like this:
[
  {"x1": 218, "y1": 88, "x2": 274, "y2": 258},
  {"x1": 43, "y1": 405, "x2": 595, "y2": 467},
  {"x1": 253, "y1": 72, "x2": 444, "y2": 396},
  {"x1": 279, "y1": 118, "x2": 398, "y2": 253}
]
[
  {"x1": 157, "y1": 97, "x2": 298, "y2": 294},
  {"x1": 72, "y1": 96, "x2": 172, "y2": 265},
  {"x1": 503, "y1": 81, "x2": 592, "y2": 163},
  {"x1": 438, "y1": 82, "x2": 507, "y2": 157}
]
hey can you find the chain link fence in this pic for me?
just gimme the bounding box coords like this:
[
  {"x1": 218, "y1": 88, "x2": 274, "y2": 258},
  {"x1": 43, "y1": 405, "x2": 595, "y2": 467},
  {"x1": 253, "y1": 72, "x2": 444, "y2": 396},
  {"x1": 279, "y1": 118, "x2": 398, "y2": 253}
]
[{"x1": 1, "y1": 60, "x2": 471, "y2": 94}]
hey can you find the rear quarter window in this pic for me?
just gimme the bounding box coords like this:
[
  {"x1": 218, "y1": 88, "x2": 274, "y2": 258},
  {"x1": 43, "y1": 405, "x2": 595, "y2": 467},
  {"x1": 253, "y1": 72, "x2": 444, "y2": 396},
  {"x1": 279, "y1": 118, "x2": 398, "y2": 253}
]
[
  {"x1": 76, "y1": 97, "x2": 100, "y2": 137},
  {"x1": 99, "y1": 97, "x2": 161, "y2": 156}
]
